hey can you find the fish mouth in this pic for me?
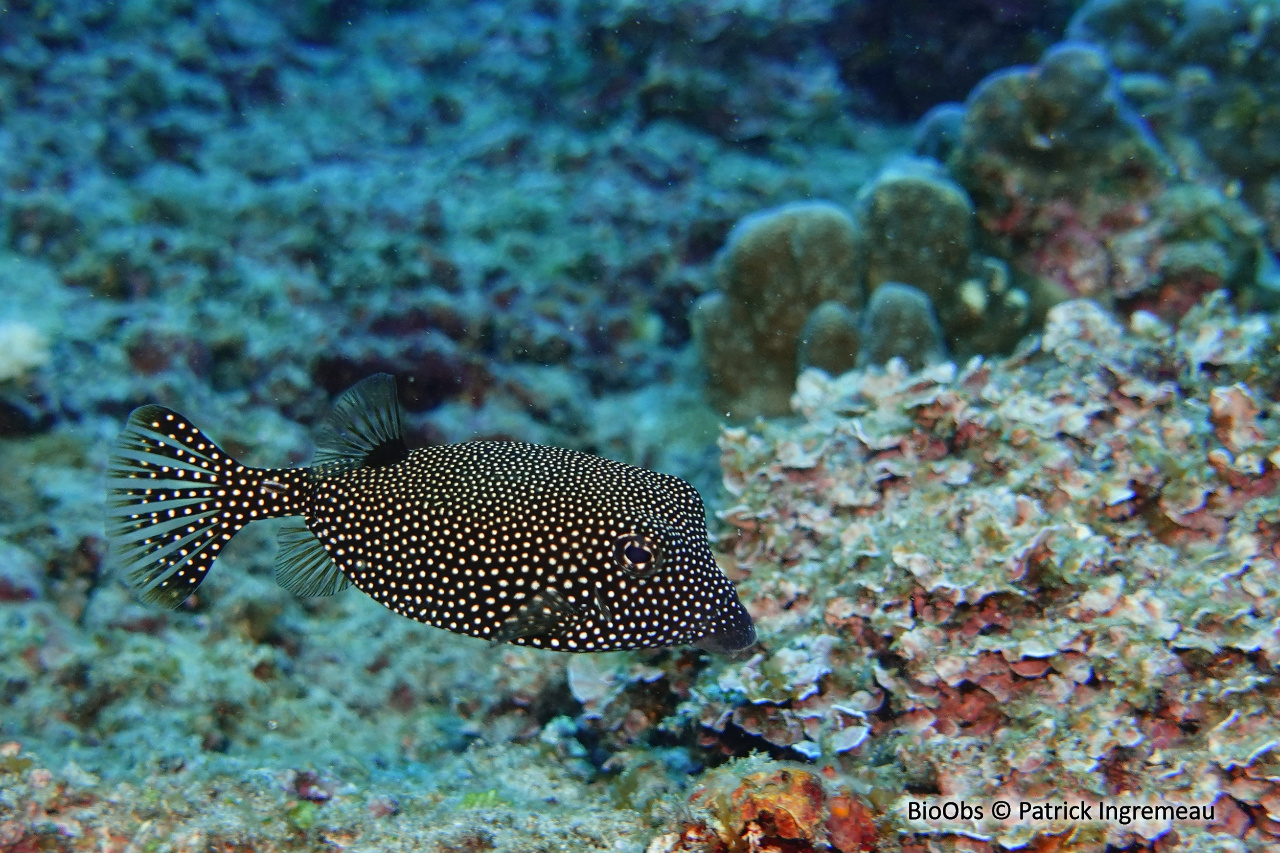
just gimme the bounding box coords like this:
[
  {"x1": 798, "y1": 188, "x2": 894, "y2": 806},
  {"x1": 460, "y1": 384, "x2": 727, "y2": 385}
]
[{"x1": 693, "y1": 603, "x2": 757, "y2": 654}]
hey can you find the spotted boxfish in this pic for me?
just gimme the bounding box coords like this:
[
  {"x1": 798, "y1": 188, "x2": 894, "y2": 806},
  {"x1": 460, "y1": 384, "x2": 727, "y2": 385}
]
[{"x1": 105, "y1": 374, "x2": 756, "y2": 653}]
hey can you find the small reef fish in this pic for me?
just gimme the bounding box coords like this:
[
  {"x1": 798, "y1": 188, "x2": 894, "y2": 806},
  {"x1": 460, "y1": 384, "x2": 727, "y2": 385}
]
[{"x1": 105, "y1": 374, "x2": 756, "y2": 653}]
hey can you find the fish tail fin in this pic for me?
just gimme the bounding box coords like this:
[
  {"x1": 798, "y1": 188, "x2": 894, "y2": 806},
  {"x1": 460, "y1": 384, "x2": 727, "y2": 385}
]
[{"x1": 105, "y1": 405, "x2": 307, "y2": 608}]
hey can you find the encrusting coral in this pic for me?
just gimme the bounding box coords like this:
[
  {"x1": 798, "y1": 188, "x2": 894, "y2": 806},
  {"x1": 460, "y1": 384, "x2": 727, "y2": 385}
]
[{"x1": 677, "y1": 295, "x2": 1280, "y2": 850}]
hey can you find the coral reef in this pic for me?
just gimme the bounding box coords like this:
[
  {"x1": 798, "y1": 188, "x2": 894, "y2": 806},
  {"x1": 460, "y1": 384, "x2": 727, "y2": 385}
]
[
  {"x1": 1069, "y1": 0, "x2": 1280, "y2": 194},
  {"x1": 694, "y1": 160, "x2": 1034, "y2": 419},
  {"x1": 695, "y1": 34, "x2": 1280, "y2": 420},
  {"x1": 854, "y1": 282, "x2": 945, "y2": 371},
  {"x1": 1, "y1": 0, "x2": 902, "y2": 483},
  {"x1": 547, "y1": 295, "x2": 1280, "y2": 852},
  {"x1": 1064, "y1": 0, "x2": 1280, "y2": 303},
  {"x1": 683, "y1": 297, "x2": 1280, "y2": 850},
  {"x1": 691, "y1": 202, "x2": 864, "y2": 419},
  {"x1": 954, "y1": 41, "x2": 1170, "y2": 207},
  {"x1": 951, "y1": 40, "x2": 1280, "y2": 318}
]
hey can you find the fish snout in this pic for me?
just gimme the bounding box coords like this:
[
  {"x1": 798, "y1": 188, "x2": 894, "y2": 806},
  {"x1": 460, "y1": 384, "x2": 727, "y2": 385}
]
[{"x1": 693, "y1": 600, "x2": 757, "y2": 654}]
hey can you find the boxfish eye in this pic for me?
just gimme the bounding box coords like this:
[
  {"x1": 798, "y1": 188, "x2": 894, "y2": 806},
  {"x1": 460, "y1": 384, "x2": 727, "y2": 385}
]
[{"x1": 613, "y1": 533, "x2": 661, "y2": 577}]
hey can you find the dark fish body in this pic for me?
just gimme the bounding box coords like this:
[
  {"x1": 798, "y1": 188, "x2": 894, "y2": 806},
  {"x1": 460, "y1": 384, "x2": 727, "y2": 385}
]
[{"x1": 106, "y1": 375, "x2": 756, "y2": 653}]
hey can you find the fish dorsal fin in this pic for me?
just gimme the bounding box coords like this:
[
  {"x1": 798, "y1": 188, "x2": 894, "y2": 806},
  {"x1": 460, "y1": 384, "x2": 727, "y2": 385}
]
[
  {"x1": 275, "y1": 519, "x2": 350, "y2": 596},
  {"x1": 313, "y1": 373, "x2": 408, "y2": 473}
]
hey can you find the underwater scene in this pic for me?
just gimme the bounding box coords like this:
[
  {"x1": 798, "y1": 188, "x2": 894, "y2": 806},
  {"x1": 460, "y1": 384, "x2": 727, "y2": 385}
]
[{"x1": 3, "y1": 0, "x2": 1280, "y2": 850}]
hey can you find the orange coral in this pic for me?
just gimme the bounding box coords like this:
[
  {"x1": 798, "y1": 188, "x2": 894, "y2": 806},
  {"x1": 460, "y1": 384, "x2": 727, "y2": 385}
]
[
  {"x1": 731, "y1": 769, "x2": 827, "y2": 849},
  {"x1": 686, "y1": 765, "x2": 878, "y2": 853}
]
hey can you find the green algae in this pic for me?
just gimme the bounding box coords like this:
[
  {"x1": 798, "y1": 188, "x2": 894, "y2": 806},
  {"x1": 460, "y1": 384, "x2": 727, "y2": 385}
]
[
  {"x1": 285, "y1": 800, "x2": 319, "y2": 831},
  {"x1": 459, "y1": 789, "x2": 506, "y2": 808},
  {"x1": 0, "y1": 755, "x2": 33, "y2": 774}
]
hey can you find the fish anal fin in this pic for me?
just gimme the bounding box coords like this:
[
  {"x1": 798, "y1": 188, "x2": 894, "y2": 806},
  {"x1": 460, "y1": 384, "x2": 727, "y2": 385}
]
[
  {"x1": 275, "y1": 519, "x2": 350, "y2": 597},
  {"x1": 313, "y1": 374, "x2": 408, "y2": 474}
]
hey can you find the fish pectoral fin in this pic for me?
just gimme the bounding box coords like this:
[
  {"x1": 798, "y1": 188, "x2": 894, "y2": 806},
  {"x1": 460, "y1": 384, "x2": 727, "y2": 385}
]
[
  {"x1": 592, "y1": 588, "x2": 613, "y2": 627},
  {"x1": 275, "y1": 519, "x2": 350, "y2": 597},
  {"x1": 490, "y1": 588, "x2": 582, "y2": 644}
]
